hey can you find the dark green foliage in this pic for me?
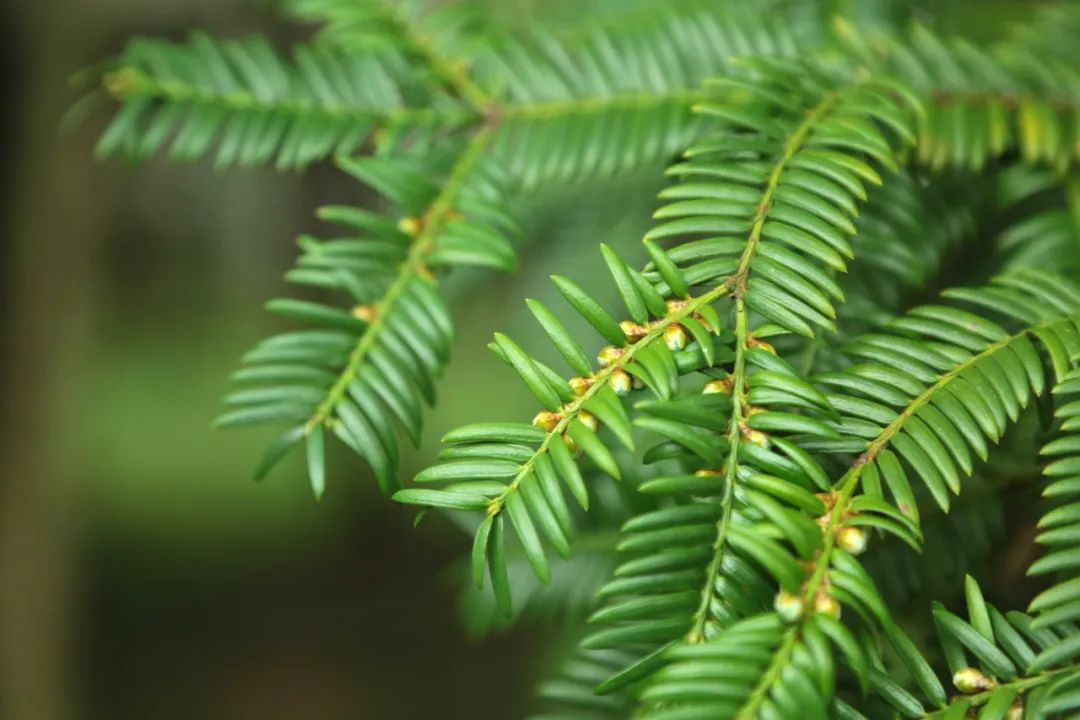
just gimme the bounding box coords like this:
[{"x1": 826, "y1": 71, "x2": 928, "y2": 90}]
[
  {"x1": 88, "y1": 1, "x2": 1080, "y2": 718},
  {"x1": 93, "y1": 32, "x2": 464, "y2": 168}
]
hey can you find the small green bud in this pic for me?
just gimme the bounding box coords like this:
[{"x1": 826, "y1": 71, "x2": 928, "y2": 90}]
[
  {"x1": 814, "y1": 594, "x2": 841, "y2": 619},
  {"x1": 748, "y1": 336, "x2": 776, "y2": 354},
  {"x1": 664, "y1": 324, "x2": 688, "y2": 351},
  {"x1": 532, "y1": 411, "x2": 560, "y2": 432},
  {"x1": 609, "y1": 369, "x2": 632, "y2": 396},
  {"x1": 741, "y1": 424, "x2": 769, "y2": 447},
  {"x1": 597, "y1": 346, "x2": 623, "y2": 366},
  {"x1": 665, "y1": 299, "x2": 688, "y2": 315},
  {"x1": 569, "y1": 376, "x2": 591, "y2": 396},
  {"x1": 774, "y1": 590, "x2": 804, "y2": 623},
  {"x1": 397, "y1": 216, "x2": 421, "y2": 236},
  {"x1": 103, "y1": 68, "x2": 140, "y2": 98},
  {"x1": 836, "y1": 526, "x2": 868, "y2": 555},
  {"x1": 702, "y1": 378, "x2": 733, "y2": 395},
  {"x1": 579, "y1": 410, "x2": 599, "y2": 433},
  {"x1": 351, "y1": 304, "x2": 377, "y2": 323},
  {"x1": 619, "y1": 320, "x2": 646, "y2": 343},
  {"x1": 953, "y1": 667, "x2": 993, "y2": 694}
]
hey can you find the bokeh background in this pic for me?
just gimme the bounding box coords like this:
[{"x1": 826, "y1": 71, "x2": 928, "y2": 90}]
[{"x1": 0, "y1": 1, "x2": 1040, "y2": 718}]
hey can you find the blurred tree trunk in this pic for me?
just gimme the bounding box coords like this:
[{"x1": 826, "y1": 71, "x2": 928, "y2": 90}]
[{"x1": 0, "y1": 2, "x2": 111, "y2": 717}]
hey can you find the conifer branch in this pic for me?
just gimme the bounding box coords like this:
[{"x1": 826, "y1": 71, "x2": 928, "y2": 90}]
[
  {"x1": 83, "y1": 5, "x2": 1080, "y2": 718},
  {"x1": 688, "y1": 90, "x2": 841, "y2": 644},
  {"x1": 306, "y1": 125, "x2": 495, "y2": 433}
]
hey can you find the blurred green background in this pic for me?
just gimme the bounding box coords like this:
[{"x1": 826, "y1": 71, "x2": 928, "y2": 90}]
[{"x1": 0, "y1": 0, "x2": 1042, "y2": 717}]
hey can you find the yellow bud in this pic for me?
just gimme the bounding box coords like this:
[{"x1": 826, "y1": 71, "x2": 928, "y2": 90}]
[
  {"x1": 836, "y1": 526, "x2": 868, "y2": 555},
  {"x1": 665, "y1": 299, "x2": 688, "y2": 315},
  {"x1": 691, "y1": 311, "x2": 716, "y2": 332},
  {"x1": 953, "y1": 667, "x2": 993, "y2": 694},
  {"x1": 569, "y1": 377, "x2": 592, "y2": 396},
  {"x1": 579, "y1": 410, "x2": 599, "y2": 433},
  {"x1": 371, "y1": 126, "x2": 389, "y2": 149},
  {"x1": 532, "y1": 411, "x2": 560, "y2": 432},
  {"x1": 695, "y1": 468, "x2": 720, "y2": 476},
  {"x1": 1005, "y1": 702, "x2": 1023, "y2": 720},
  {"x1": 563, "y1": 431, "x2": 577, "y2": 453},
  {"x1": 351, "y1": 304, "x2": 377, "y2": 323},
  {"x1": 103, "y1": 68, "x2": 140, "y2": 98},
  {"x1": 620, "y1": 320, "x2": 646, "y2": 343},
  {"x1": 832, "y1": 16, "x2": 857, "y2": 41},
  {"x1": 597, "y1": 346, "x2": 623, "y2": 366},
  {"x1": 664, "y1": 324, "x2": 688, "y2": 351},
  {"x1": 814, "y1": 594, "x2": 841, "y2": 619},
  {"x1": 774, "y1": 591, "x2": 804, "y2": 623},
  {"x1": 397, "y1": 216, "x2": 421, "y2": 236},
  {"x1": 750, "y1": 337, "x2": 776, "y2": 354},
  {"x1": 703, "y1": 378, "x2": 733, "y2": 395},
  {"x1": 742, "y1": 426, "x2": 769, "y2": 447},
  {"x1": 609, "y1": 369, "x2": 632, "y2": 396}
]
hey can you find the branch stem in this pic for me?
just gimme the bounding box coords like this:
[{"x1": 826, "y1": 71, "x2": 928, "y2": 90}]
[
  {"x1": 922, "y1": 664, "x2": 1080, "y2": 718},
  {"x1": 306, "y1": 125, "x2": 496, "y2": 432},
  {"x1": 503, "y1": 89, "x2": 707, "y2": 120},
  {"x1": 488, "y1": 282, "x2": 731, "y2": 513},
  {"x1": 370, "y1": 0, "x2": 493, "y2": 112},
  {"x1": 686, "y1": 91, "x2": 841, "y2": 644},
  {"x1": 104, "y1": 68, "x2": 479, "y2": 128},
  {"x1": 802, "y1": 327, "x2": 1030, "y2": 605}
]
